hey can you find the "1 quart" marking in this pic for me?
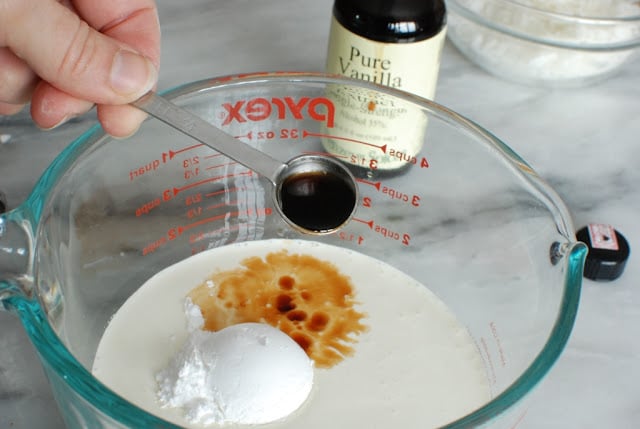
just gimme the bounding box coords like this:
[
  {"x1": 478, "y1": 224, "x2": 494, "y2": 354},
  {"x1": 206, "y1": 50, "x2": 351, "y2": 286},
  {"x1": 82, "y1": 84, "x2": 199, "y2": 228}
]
[{"x1": 129, "y1": 159, "x2": 161, "y2": 182}]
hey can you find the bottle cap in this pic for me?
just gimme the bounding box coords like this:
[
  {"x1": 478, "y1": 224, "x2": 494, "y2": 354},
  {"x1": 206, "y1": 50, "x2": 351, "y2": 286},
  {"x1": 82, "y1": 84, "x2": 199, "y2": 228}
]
[
  {"x1": 333, "y1": 0, "x2": 446, "y2": 42},
  {"x1": 576, "y1": 224, "x2": 630, "y2": 281}
]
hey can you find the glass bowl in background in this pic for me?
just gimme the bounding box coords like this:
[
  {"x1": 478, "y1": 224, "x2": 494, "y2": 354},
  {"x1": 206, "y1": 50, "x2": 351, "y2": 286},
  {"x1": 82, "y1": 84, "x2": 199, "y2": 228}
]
[
  {"x1": 0, "y1": 73, "x2": 587, "y2": 428},
  {"x1": 446, "y1": 0, "x2": 640, "y2": 87}
]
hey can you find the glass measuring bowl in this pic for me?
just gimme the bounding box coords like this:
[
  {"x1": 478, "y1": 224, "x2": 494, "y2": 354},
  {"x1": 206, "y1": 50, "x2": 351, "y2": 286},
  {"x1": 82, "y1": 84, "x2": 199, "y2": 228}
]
[{"x1": 0, "y1": 73, "x2": 586, "y2": 429}]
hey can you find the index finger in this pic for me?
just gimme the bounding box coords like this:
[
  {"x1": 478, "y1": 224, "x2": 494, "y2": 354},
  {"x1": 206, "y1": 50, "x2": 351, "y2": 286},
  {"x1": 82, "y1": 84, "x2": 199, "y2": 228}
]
[
  {"x1": 72, "y1": 0, "x2": 160, "y2": 68},
  {"x1": 2, "y1": 0, "x2": 159, "y2": 105}
]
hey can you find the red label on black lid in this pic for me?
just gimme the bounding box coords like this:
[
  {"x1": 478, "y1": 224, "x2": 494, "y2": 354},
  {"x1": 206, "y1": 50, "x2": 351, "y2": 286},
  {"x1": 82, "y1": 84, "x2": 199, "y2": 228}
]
[{"x1": 587, "y1": 223, "x2": 619, "y2": 251}]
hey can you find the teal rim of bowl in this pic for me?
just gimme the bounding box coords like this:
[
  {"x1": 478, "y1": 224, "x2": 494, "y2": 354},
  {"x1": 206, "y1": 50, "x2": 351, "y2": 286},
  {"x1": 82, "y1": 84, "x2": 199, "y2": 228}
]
[
  {"x1": 443, "y1": 241, "x2": 587, "y2": 427},
  {"x1": 11, "y1": 72, "x2": 587, "y2": 428}
]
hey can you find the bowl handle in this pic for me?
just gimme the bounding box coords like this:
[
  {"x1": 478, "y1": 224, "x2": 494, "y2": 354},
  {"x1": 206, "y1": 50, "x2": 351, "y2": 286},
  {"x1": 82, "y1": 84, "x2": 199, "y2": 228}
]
[{"x1": 0, "y1": 208, "x2": 34, "y2": 309}]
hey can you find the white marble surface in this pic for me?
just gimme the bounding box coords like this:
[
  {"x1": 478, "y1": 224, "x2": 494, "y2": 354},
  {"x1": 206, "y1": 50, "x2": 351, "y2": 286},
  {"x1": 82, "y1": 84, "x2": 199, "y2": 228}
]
[{"x1": 1, "y1": 0, "x2": 639, "y2": 428}]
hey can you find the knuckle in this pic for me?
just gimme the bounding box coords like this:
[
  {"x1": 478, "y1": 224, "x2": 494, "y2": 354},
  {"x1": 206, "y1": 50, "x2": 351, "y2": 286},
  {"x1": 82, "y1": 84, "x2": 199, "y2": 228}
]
[{"x1": 57, "y1": 20, "x2": 99, "y2": 82}]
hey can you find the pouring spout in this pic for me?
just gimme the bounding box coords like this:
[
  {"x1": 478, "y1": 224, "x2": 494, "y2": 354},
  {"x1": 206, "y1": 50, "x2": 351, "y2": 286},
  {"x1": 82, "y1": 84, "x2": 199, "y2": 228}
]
[{"x1": 0, "y1": 210, "x2": 34, "y2": 307}]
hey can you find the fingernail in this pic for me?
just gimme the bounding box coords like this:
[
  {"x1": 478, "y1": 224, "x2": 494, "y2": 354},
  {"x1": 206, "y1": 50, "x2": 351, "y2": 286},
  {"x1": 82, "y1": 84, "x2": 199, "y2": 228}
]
[
  {"x1": 108, "y1": 122, "x2": 143, "y2": 140},
  {"x1": 39, "y1": 114, "x2": 74, "y2": 131},
  {"x1": 110, "y1": 50, "x2": 157, "y2": 97}
]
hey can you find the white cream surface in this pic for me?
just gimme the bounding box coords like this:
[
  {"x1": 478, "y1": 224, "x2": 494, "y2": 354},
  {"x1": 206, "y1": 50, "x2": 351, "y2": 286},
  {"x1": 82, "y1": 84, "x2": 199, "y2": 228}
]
[{"x1": 92, "y1": 239, "x2": 491, "y2": 429}]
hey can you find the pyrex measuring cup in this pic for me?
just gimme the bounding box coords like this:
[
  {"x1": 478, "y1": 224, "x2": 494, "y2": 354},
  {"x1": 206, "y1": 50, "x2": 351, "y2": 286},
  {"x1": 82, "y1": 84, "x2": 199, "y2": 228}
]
[{"x1": 0, "y1": 72, "x2": 587, "y2": 428}]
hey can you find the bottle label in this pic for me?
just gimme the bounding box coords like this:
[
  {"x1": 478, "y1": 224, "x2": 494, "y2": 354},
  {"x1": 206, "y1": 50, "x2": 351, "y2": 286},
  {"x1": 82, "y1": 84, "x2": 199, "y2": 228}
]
[
  {"x1": 588, "y1": 223, "x2": 619, "y2": 251},
  {"x1": 323, "y1": 16, "x2": 446, "y2": 171}
]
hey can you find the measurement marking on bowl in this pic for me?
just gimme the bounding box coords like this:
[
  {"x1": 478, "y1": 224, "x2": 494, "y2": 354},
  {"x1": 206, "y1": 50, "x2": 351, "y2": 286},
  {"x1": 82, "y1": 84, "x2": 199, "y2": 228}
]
[
  {"x1": 134, "y1": 127, "x2": 425, "y2": 248},
  {"x1": 309, "y1": 129, "x2": 431, "y2": 169},
  {"x1": 131, "y1": 127, "x2": 426, "y2": 211},
  {"x1": 205, "y1": 200, "x2": 239, "y2": 212},
  {"x1": 132, "y1": 129, "x2": 430, "y2": 185},
  {"x1": 357, "y1": 178, "x2": 382, "y2": 190},
  {"x1": 305, "y1": 130, "x2": 387, "y2": 152},
  {"x1": 181, "y1": 156, "x2": 246, "y2": 181},
  {"x1": 357, "y1": 179, "x2": 422, "y2": 208},
  {"x1": 133, "y1": 171, "x2": 255, "y2": 218},
  {"x1": 165, "y1": 143, "x2": 204, "y2": 159},
  {"x1": 489, "y1": 322, "x2": 507, "y2": 368},
  {"x1": 137, "y1": 160, "x2": 269, "y2": 252},
  {"x1": 207, "y1": 125, "x2": 421, "y2": 174},
  {"x1": 134, "y1": 92, "x2": 359, "y2": 234},
  {"x1": 128, "y1": 146, "x2": 213, "y2": 182},
  {"x1": 204, "y1": 186, "x2": 247, "y2": 198},
  {"x1": 132, "y1": 101, "x2": 432, "y2": 246},
  {"x1": 129, "y1": 159, "x2": 163, "y2": 181},
  {"x1": 169, "y1": 171, "x2": 254, "y2": 197},
  {"x1": 479, "y1": 337, "x2": 498, "y2": 385},
  {"x1": 352, "y1": 218, "x2": 412, "y2": 246},
  {"x1": 172, "y1": 208, "x2": 273, "y2": 236},
  {"x1": 337, "y1": 232, "x2": 366, "y2": 246},
  {"x1": 142, "y1": 207, "x2": 273, "y2": 256},
  {"x1": 189, "y1": 224, "x2": 241, "y2": 244},
  {"x1": 204, "y1": 152, "x2": 225, "y2": 160},
  {"x1": 186, "y1": 201, "x2": 242, "y2": 221},
  {"x1": 206, "y1": 161, "x2": 239, "y2": 171},
  {"x1": 510, "y1": 409, "x2": 528, "y2": 429},
  {"x1": 186, "y1": 191, "x2": 244, "y2": 219}
]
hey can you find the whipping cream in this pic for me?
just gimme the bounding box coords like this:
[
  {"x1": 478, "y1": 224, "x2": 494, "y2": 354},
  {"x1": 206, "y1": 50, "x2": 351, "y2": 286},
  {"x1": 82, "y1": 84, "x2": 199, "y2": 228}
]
[{"x1": 92, "y1": 239, "x2": 491, "y2": 428}]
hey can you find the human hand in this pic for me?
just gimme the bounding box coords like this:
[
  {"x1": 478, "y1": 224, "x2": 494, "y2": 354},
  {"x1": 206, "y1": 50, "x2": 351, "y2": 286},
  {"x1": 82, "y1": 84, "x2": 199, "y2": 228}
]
[{"x1": 0, "y1": 0, "x2": 160, "y2": 137}]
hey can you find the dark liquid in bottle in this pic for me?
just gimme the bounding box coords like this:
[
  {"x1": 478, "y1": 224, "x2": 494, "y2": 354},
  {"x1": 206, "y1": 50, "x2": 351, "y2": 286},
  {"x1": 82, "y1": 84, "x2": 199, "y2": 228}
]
[
  {"x1": 333, "y1": 0, "x2": 446, "y2": 43},
  {"x1": 280, "y1": 171, "x2": 356, "y2": 233}
]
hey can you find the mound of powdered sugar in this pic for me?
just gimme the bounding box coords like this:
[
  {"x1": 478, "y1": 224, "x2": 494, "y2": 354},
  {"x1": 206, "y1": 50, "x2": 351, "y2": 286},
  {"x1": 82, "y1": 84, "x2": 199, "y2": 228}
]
[{"x1": 155, "y1": 299, "x2": 314, "y2": 425}]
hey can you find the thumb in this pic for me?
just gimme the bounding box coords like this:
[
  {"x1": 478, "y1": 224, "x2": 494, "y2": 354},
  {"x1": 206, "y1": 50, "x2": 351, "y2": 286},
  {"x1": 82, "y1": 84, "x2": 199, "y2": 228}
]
[{"x1": 3, "y1": 0, "x2": 157, "y2": 105}]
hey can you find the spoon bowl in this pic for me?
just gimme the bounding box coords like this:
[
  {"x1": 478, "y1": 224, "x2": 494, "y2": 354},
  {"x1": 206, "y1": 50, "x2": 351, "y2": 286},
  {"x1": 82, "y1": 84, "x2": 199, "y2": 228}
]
[{"x1": 275, "y1": 154, "x2": 358, "y2": 234}]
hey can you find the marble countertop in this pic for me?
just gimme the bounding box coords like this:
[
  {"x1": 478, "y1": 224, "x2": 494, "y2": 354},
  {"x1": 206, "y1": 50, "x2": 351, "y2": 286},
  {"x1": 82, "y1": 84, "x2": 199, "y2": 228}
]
[{"x1": 1, "y1": 0, "x2": 638, "y2": 428}]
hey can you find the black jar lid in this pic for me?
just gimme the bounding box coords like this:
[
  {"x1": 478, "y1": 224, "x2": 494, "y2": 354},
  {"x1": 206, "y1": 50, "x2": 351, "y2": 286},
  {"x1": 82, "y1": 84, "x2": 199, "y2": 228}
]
[
  {"x1": 576, "y1": 224, "x2": 630, "y2": 281},
  {"x1": 333, "y1": 0, "x2": 447, "y2": 43}
]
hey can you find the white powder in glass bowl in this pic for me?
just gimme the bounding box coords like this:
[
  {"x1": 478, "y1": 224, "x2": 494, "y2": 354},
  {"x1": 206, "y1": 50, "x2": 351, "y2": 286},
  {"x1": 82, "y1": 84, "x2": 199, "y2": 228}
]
[{"x1": 447, "y1": 0, "x2": 640, "y2": 86}]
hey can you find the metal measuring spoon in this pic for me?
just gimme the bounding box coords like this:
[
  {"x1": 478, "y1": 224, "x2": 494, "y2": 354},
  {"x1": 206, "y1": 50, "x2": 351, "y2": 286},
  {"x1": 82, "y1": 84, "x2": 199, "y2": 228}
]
[{"x1": 132, "y1": 91, "x2": 358, "y2": 234}]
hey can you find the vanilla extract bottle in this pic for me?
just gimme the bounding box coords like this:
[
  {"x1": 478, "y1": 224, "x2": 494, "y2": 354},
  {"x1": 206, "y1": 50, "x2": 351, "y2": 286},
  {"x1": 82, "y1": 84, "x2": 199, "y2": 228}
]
[{"x1": 324, "y1": 0, "x2": 447, "y2": 176}]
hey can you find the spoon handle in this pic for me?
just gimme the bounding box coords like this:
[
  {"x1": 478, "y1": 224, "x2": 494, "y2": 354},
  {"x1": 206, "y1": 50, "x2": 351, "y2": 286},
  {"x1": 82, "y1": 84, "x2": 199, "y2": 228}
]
[{"x1": 132, "y1": 91, "x2": 286, "y2": 184}]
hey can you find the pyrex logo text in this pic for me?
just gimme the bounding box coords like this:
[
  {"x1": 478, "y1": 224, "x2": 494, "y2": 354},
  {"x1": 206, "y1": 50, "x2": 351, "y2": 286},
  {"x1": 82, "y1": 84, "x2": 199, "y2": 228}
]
[{"x1": 221, "y1": 96, "x2": 335, "y2": 128}]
